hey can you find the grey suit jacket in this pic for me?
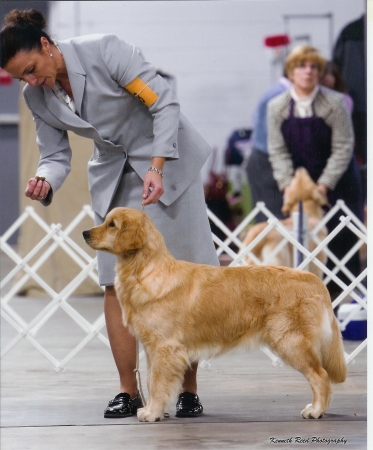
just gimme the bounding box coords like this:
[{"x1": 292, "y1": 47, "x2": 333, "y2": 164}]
[
  {"x1": 23, "y1": 34, "x2": 212, "y2": 217},
  {"x1": 267, "y1": 86, "x2": 354, "y2": 191}
]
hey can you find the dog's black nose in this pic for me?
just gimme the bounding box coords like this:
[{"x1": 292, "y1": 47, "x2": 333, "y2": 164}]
[{"x1": 82, "y1": 230, "x2": 90, "y2": 239}]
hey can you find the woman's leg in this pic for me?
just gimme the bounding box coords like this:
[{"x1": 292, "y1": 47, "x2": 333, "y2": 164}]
[
  {"x1": 104, "y1": 286, "x2": 138, "y2": 397},
  {"x1": 182, "y1": 363, "x2": 198, "y2": 394}
]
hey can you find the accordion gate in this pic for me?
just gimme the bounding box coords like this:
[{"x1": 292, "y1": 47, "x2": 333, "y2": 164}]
[{"x1": 1, "y1": 201, "x2": 367, "y2": 371}]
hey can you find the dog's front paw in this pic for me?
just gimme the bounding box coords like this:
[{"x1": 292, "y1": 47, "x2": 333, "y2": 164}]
[
  {"x1": 301, "y1": 403, "x2": 324, "y2": 419},
  {"x1": 137, "y1": 407, "x2": 162, "y2": 422}
]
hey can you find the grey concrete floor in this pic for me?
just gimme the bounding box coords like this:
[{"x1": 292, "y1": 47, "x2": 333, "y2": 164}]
[{"x1": 0, "y1": 294, "x2": 367, "y2": 450}]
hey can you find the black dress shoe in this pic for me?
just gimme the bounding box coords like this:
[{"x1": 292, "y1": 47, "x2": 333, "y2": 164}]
[
  {"x1": 104, "y1": 392, "x2": 143, "y2": 418},
  {"x1": 175, "y1": 391, "x2": 203, "y2": 417}
]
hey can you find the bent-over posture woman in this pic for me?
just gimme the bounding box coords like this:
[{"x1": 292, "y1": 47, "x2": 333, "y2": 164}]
[{"x1": 1, "y1": 9, "x2": 219, "y2": 418}]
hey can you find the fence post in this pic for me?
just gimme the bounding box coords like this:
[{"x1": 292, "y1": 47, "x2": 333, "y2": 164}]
[{"x1": 292, "y1": 204, "x2": 308, "y2": 269}]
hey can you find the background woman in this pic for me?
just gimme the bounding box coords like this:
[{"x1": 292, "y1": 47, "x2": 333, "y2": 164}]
[{"x1": 267, "y1": 45, "x2": 364, "y2": 299}]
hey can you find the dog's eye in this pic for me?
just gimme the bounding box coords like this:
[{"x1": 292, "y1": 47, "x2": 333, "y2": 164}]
[{"x1": 108, "y1": 221, "x2": 115, "y2": 228}]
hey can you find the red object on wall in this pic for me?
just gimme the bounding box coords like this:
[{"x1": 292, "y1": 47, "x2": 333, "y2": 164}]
[
  {"x1": 264, "y1": 34, "x2": 291, "y2": 48},
  {"x1": 0, "y1": 68, "x2": 13, "y2": 85}
]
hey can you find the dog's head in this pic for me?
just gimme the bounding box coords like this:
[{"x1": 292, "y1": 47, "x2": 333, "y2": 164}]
[
  {"x1": 83, "y1": 207, "x2": 147, "y2": 255},
  {"x1": 281, "y1": 168, "x2": 328, "y2": 215}
]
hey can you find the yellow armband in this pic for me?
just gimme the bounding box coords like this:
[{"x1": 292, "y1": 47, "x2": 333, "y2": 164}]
[{"x1": 124, "y1": 77, "x2": 159, "y2": 107}]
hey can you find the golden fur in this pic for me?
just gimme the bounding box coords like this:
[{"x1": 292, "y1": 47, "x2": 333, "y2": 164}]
[
  {"x1": 83, "y1": 206, "x2": 346, "y2": 422},
  {"x1": 243, "y1": 168, "x2": 328, "y2": 278}
]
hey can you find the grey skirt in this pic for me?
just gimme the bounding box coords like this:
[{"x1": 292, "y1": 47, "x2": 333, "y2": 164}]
[{"x1": 94, "y1": 163, "x2": 219, "y2": 285}]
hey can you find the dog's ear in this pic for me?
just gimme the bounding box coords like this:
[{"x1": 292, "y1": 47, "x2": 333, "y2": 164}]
[
  {"x1": 112, "y1": 215, "x2": 146, "y2": 254},
  {"x1": 282, "y1": 189, "x2": 296, "y2": 215}
]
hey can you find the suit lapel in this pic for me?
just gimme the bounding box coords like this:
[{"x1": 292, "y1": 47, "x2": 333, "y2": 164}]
[
  {"x1": 43, "y1": 84, "x2": 126, "y2": 149},
  {"x1": 68, "y1": 72, "x2": 85, "y2": 117},
  {"x1": 44, "y1": 88, "x2": 92, "y2": 131},
  {"x1": 57, "y1": 40, "x2": 86, "y2": 116},
  {"x1": 43, "y1": 39, "x2": 127, "y2": 150},
  {"x1": 43, "y1": 40, "x2": 103, "y2": 141}
]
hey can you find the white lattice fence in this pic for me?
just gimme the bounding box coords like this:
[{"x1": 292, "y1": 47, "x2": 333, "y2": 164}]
[
  {"x1": 1, "y1": 205, "x2": 107, "y2": 371},
  {"x1": 1, "y1": 202, "x2": 367, "y2": 370}
]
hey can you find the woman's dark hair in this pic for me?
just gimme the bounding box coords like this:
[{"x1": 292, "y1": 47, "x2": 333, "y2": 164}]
[
  {"x1": 0, "y1": 9, "x2": 52, "y2": 68},
  {"x1": 321, "y1": 61, "x2": 347, "y2": 93}
]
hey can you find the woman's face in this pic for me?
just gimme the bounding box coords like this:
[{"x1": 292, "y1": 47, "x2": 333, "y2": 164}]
[
  {"x1": 4, "y1": 38, "x2": 58, "y2": 88},
  {"x1": 290, "y1": 60, "x2": 320, "y2": 95}
]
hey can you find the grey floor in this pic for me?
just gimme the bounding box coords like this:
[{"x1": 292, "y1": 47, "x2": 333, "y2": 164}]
[{"x1": 0, "y1": 293, "x2": 367, "y2": 450}]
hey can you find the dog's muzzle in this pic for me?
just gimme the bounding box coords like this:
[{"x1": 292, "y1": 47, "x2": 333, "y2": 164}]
[{"x1": 82, "y1": 230, "x2": 91, "y2": 240}]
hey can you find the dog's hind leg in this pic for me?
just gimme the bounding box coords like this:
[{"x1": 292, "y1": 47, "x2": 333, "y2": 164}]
[
  {"x1": 274, "y1": 337, "x2": 332, "y2": 419},
  {"x1": 137, "y1": 345, "x2": 189, "y2": 422},
  {"x1": 299, "y1": 363, "x2": 331, "y2": 419}
]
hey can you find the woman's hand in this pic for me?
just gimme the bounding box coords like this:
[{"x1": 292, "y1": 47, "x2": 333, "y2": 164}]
[
  {"x1": 317, "y1": 183, "x2": 328, "y2": 197},
  {"x1": 25, "y1": 176, "x2": 51, "y2": 201},
  {"x1": 142, "y1": 157, "x2": 165, "y2": 206},
  {"x1": 142, "y1": 171, "x2": 164, "y2": 206}
]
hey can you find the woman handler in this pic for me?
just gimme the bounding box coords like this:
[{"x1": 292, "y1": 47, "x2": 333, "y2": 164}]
[{"x1": 1, "y1": 9, "x2": 219, "y2": 418}]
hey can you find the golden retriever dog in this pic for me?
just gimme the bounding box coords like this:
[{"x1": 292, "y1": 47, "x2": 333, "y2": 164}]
[
  {"x1": 243, "y1": 167, "x2": 328, "y2": 278},
  {"x1": 83, "y1": 207, "x2": 346, "y2": 422}
]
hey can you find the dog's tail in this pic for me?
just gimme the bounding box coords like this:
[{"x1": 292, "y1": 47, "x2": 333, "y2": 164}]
[{"x1": 320, "y1": 313, "x2": 347, "y2": 383}]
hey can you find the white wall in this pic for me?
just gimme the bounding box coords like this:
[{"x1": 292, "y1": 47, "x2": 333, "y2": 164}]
[{"x1": 49, "y1": 0, "x2": 365, "y2": 174}]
